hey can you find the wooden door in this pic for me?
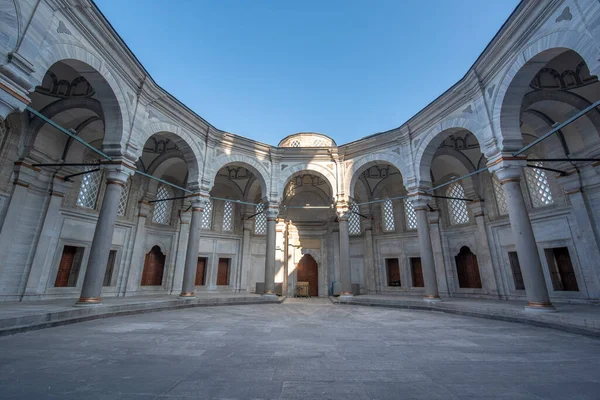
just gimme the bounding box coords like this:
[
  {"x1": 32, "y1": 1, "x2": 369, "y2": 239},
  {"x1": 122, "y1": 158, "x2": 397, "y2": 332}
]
[
  {"x1": 411, "y1": 257, "x2": 424, "y2": 287},
  {"x1": 386, "y1": 258, "x2": 401, "y2": 286},
  {"x1": 55, "y1": 245, "x2": 77, "y2": 287},
  {"x1": 455, "y1": 246, "x2": 482, "y2": 289},
  {"x1": 508, "y1": 252, "x2": 525, "y2": 290},
  {"x1": 547, "y1": 247, "x2": 579, "y2": 291},
  {"x1": 217, "y1": 258, "x2": 229, "y2": 285},
  {"x1": 195, "y1": 257, "x2": 207, "y2": 286},
  {"x1": 296, "y1": 254, "x2": 318, "y2": 296},
  {"x1": 141, "y1": 246, "x2": 165, "y2": 286}
]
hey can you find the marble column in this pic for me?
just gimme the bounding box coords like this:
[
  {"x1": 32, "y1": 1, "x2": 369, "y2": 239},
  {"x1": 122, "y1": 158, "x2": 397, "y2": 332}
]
[
  {"x1": 180, "y1": 198, "x2": 206, "y2": 298},
  {"x1": 337, "y1": 207, "x2": 353, "y2": 297},
  {"x1": 427, "y1": 210, "x2": 449, "y2": 297},
  {"x1": 263, "y1": 204, "x2": 279, "y2": 297},
  {"x1": 491, "y1": 161, "x2": 554, "y2": 311},
  {"x1": 77, "y1": 165, "x2": 133, "y2": 305},
  {"x1": 125, "y1": 200, "x2": 151, "y2": 294},
  {"x1": 170, "y1": 203, "x2": 191, "y2": 294},
  {"x1": 239, "y1": 220, "x2": 252, "y2": 293},
  {"x1": 411, "y1": 194, "x2": 440, "y2": 302}
]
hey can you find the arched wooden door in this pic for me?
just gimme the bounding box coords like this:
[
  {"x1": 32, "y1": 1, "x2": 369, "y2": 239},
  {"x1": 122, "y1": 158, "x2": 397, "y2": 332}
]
[
  {"x1": 141, "y1": 245, "x2": 166, "y2": 286},
  {"x1": 455, "y1": 246, "x2": 482, "y2": 289},
  {"x1": 296, "y1": 254, "x2": 318, "y2": 296}
]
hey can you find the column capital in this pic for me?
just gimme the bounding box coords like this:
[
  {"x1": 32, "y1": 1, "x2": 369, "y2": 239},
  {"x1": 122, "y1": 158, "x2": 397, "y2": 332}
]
[
  {"x1": 407, "y1": 190, "x2": 433, "y2": 210},
  {"x1": 486, "y1": 154, "x2": 527, "y2": 183},
  {"x1": 266, "y1": 203, "x2": 279, "y2": 220},
  {"x1": 467, "y1": 199, "x2": 485, "y2": 217}
]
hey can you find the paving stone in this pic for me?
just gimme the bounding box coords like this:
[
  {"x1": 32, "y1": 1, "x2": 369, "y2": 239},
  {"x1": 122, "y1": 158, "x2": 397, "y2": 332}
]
[{"x1": 0, "y1": 301, "x2": 599, "y2": 399}]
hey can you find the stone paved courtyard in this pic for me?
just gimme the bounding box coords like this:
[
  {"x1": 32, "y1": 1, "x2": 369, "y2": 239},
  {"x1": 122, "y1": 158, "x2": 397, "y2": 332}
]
[{"x1": 0, "y1": 298, "x2": 599, "y2": 400}]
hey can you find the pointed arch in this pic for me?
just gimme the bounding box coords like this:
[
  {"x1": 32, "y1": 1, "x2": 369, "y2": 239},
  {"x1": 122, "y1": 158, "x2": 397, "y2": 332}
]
[
  {"x1": 345, "y1": 152, "x2": 409, "y2": 198},
  {"x1": 278, "y1": 163, "x2": 337, "y2": 202},
  {"x1": 208, "y1": 153, "x2": 270, "y2": 198}
]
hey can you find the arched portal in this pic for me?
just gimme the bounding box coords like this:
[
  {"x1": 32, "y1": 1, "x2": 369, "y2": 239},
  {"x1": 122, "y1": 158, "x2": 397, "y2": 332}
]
[
  {"x1": 296, "y1": 254, "x2": 318, "y2": 297},
  {"x1": 141, "y1": 246, "x2": 166, "y2": 286}
]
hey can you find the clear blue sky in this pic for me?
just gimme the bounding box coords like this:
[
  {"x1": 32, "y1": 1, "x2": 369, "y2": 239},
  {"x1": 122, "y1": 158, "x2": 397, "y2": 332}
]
[{"x1": 95, "y1": 0, "x2": 520, "y2": 146}]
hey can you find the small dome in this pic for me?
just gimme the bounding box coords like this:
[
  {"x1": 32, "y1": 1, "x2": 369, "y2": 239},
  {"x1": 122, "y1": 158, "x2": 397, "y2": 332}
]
[{"x1": 278, "y1": 132, "x2": 336, "y2": 148}]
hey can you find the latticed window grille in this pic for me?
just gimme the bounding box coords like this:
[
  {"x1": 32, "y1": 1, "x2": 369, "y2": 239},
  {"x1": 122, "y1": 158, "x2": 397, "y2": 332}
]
[
  {"x1": 290, "y1": 139, "x2": 301, "y2": 147},
  {"x1": 312, "y1": 139, "x2": 325, "y2": 147},
  {"x1": 492, "y1": 175, "x2": 508, "y2": 215},
  {"x1": 404, "y1": 198, "x2": 417, "y2": 230},
  {"x1": 117, "y1": 178, "x2": 131, "y2": 216},
  {"x1": 76, "y1": 167, "x2": 102, "y2": 209},
  {"x1": 201, "y1": 199, "x2": 213, "y2": 229},
  {"x1": 382, "y1": 198, "x2": 395, "y2": 232},
  {"x1": 447, "y1": 182, "x2": 470, "y2": 225},
  {"x1": 254, "y1": 203, "x2": 266, "y2": 235},
  {"x1": 525, "y1": 162, "x2": 554, "y2": 208},
  {"x1": 223, "y1": 200, "x2": 234, "y2": 232},
  {"x1": 348, "y1": 202, "x2": 361, "y2": 235},
  {"x1": 152, "y1": 184, "x2": 173, "y2": 225}
]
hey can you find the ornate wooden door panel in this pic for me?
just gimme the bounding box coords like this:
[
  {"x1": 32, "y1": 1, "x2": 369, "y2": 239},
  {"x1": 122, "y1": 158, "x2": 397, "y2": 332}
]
[
  {"x1": 55, "y1": 245, "x2": 77, "y2": 287},
  {"x1": 141, "y1": 246, "x2": 165, "y2": 286},
  {"x1": 411, "y1": 257, "x2": 424, "y2": 287},
  {"x1": 455, "y1": 246, "x2": 482, "y2": 289},
  {"x1": 217, "y1": 258, "x2": 229, "y2": 285},
  {"x1": 195, "y1": 257, "x2": 207, "y2": 286},
  {"x1": 296, "y1": 254, "x2": 318, "y2": 296},
  {"x1": 386, "y1": 258, "x2": 401, "y2": 286}
]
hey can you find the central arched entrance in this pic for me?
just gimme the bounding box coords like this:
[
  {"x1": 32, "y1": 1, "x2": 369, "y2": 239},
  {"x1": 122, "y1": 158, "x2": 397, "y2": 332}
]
[{"x1": 296, "y1": 254, "x2": 319, "y2": 296}]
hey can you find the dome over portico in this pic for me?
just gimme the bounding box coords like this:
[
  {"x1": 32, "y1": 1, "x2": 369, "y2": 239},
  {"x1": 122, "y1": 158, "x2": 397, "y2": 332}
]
[{"x1": 278, "y1": 132, "x2": 337, "y2": 148}]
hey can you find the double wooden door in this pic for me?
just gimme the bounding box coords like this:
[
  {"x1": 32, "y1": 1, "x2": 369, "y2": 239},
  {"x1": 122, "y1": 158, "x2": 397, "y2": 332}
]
[{"x1": 296, "y1": 254, "x2": 318, "y2": 296}]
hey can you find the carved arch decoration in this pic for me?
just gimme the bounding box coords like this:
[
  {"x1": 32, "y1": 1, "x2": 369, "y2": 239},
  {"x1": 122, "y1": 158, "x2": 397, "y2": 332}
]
[
  {"x1": 491, "y1": 29, "x2": 600, "y2": 153},
  {"x1": 135, "y1": 121, "x2": 203, "y2": 190},
  {"x1": 30, "y1": 43, "x2": 131, "y2": 155},
  {"x1": 278, "y1": 162, "x2": 337, "y2": 202},
  {"x1": 412, "y1": 116, "x2": 492, "y2": 190},
  {"x1": 208, "y1": 153, "x2": 270, "y2": 198},
  {"x1": 345, "y1": 152, "x2": 409, "y2": 199}
]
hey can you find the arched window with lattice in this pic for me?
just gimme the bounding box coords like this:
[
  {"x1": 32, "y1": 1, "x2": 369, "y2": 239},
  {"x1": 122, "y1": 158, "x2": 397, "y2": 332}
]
[
  {"x1": 223, "y1": 200, "x2": 234, "y2": 232},
  {"x1": 254, "y1": 203, "x2": 266, "y2": 235},
  {"x1": 491, "y1": 175, "x2": 508, "y2": 216},
  {"x1": 382, "y1": 198, "x2": 395, "y2": 232},
  {"x1": 76, "y1": 167, "x2": 103, "y2": 209},
  {"x1": 201, "y1": 199, "x2": 213, "y2": 230},
  {"x1": 446, "y1": 181, "x2": 470, "y2": 225},
  {"x1": 290, "y1": 139, "x2": 301, "y2": 147},
  {"x1": 404, "y1": 198, "x2": 417, "y2": 230},
  {"x1": 152, "y1": 184, "x2": 173, "y2": 225},
  {"x1": 348, "y1": 202, "x2": 361, "y2": 235},
  {"x1": 117, "y1": 177, "x2": 131, "y2": 216},
  {"x1": 524, "y1": 160, "x2": 554, "y2": 208}
]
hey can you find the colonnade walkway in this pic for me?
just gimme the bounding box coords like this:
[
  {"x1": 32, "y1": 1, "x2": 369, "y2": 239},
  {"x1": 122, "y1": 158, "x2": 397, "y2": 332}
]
[{"x1": 0, "y1": 293, "x2": 598, "y2": 337}]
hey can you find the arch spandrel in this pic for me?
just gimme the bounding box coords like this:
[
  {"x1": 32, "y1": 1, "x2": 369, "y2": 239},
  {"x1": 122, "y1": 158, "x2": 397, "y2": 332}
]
[
  {"x1": 278, "y1": 163, "x2": 337, "y2": 203},
  {"x1": 31, "y1": 43, "x2": 132, "y2": 155},
  {"x1": 208, "y1": 153, "x2": 271, "y2": 198},
  {"x1": 492, "y1": 29, "x2": 600, "y2": 153}
]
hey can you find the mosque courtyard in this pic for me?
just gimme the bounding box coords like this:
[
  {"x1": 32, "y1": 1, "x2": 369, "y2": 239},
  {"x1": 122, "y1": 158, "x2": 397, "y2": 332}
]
[{"x1": 0, "y1": 298, "x2": 598, "y2": 400}]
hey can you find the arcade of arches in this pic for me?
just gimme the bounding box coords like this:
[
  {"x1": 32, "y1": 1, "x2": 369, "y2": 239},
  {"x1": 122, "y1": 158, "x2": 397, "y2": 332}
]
[{"x1": 1, "y1": 1, "x2": 600, "y2": 313}]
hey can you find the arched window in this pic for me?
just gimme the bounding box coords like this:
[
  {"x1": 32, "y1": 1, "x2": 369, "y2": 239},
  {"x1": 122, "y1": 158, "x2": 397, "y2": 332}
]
[
  {"x1": 382, "y1": 198, "x2": 395, "y2": 232},
  {"x1": 348, "y1": 202, "x2": 361, "y2": 235},
  {"x1": 76, "y1": 167, "x2": 102, "y2": 209},
  {"x1": 152, "y1": 184, "x2": 173, "y2": 225},
  {"x1": 524, "y1": 160, "x2": 554, "y2": 208},
  {"x1": 254, "y1": 203, "x2": 266, "y2": 235},
  {"x1": 447, "y1": 181, "x2": 470, "y2": 225},
  {"x1": 492, "y1": 175, "x2": 508, "y2": 216},
  {"x1": 117, "y1": 177, "x2": 131, "y2": 216},
  {"x1": 290, "y1": 139, "x2": 301, "y2": 147},
  {"x1": 201, "y1": 199, "x2": 213, "y2": 229},
  {"x1": 223, "y1": 200, "x2": 234, "y2": 232},
  {"x1": 404, "y1": 198, "x2": 417, "y2": 229}
]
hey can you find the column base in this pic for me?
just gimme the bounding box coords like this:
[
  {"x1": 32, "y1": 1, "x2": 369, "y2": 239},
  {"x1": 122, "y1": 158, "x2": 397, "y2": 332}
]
[
  {"x1": 524, "y1": 301, "x2": 556, "y2": 313},
  {"x1": 423, "y1": 295, "x2": 441, "y2": 303},
  {"x1": 75, "y1": 297, "x2": 102, "y2": 307},
  {"x1": 339, "y1": 292, "x2": 354, "y2": 299},
  {"x1": 263, "y1": 291, "x2": 277, "y2": 299},
  {"x1": 179, "y1": 292, "x2": 196, "y2": 299}
]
